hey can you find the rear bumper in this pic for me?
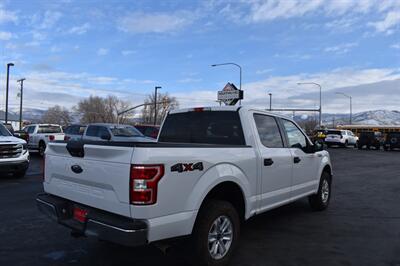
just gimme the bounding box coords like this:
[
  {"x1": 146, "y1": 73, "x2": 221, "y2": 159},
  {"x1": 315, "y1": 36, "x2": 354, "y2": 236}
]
[
  {"x1": 0, "y1": 160, "x2": 29, "y2": 174},
  {"x1": 36, "y1": 193, "x2": 148, "y2": 247}
]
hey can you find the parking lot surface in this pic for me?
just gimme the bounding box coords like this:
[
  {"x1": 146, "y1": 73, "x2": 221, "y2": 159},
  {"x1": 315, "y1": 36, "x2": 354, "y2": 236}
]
[{"x1": 0, "y1": 149, "x2": 399, "y2": 266}]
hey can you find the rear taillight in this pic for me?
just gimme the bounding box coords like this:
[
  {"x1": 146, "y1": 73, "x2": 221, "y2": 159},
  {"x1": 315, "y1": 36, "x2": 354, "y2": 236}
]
[
  {"x1": 48, "y1": 135, "x2": 55, "y2": 141},
  {"x1": 130, "y1": 164, "x2": 164, "y2": 205}
]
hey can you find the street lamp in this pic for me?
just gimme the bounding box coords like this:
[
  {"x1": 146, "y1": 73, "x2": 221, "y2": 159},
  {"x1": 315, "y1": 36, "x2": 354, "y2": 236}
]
[
  {"x1": 268, "y1": 93, "x2": 272, "y2": 111},
  {"x1": 5, "y1": 63, "x2": 14, "y2": 124},
  {"x1": 297, "y1": 82, "x2": 322, "y2": 128},
  {"x1": 154, "y1": 86, "x2": 162, "y2": 125},
  {"x1": 17, "y1": 78, "x2": 25, "y2": 130},
  {"x1": 211, "y1": 62, "x2": 242, "y2": 91},
  {"x1": 336, "y1": 92, "x2": 352, "y2": 125}
]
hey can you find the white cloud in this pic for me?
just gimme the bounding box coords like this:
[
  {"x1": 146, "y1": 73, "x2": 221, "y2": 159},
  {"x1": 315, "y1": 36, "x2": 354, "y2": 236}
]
[
  {"x1": 391, "y1": 43, "x2": 400, "y2": 49},
  {"x1": 177, "y1": 78, "x2": 202, "y2": 83},
  {"x1": 256, "y1": 68, "x2": 274, "y2": 74},
  {"x1": 50, "y1": 45, "x2": 61, "y2": 53},
  {"x1": 117, "y1": 11, "x2": 193, "y2": 33},
  {"x1": 68, "y1": 23, "x2": 90, "y2": 35},
  {"x1": 324, "y1": 42, "x2": 358, "y2": 54},
  {"x1": 39, "y1": 10, "x2": 62, "y2": 29},
  {"x1": 0, "y1": 31, "x2": 12, "y2": 40},
  {"x1": 368, "y1": 10, "x2": 400, "y2": 34},
  {"x1": 97, "y1": 48, "x2": 108, "y2": 56},
  {"x1": 0, "y1": 5, "x2": 18, "y2": 24},
  {"x1": 121, "y1": 50, "x2": 136, "y2": 56}
]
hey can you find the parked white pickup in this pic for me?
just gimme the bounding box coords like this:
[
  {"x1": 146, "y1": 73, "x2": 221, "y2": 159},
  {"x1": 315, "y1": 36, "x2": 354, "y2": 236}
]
[
  {"x1": 23, "y1": 124, "x2": 64, "y2": 156},
  {"x1": 37, "y1": 106, "x2": 332, "y2": 266}
]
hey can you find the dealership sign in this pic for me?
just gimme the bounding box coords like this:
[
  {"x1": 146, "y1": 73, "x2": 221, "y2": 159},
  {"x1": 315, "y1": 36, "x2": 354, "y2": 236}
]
[{"x1": 217, "y1": 83, "x2": 244, "y2": 105}]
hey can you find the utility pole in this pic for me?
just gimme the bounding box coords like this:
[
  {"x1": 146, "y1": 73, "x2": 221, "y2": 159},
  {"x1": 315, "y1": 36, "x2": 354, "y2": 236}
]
[
  {"x1": 154, "y1": 86, "x2": 161, "y2": 125},
  {"x1": 17, "y1": 78, "x2": 25, "y2": 130},
  {"x1": 268, "y1": 93, "x2": 272, "y2": 111},
  {"x1": 5, "y1": 63, "x2": 14, "y2": 124},
  {"x1": 297, "y1": 82, "x2": 322, "y2": 128}
]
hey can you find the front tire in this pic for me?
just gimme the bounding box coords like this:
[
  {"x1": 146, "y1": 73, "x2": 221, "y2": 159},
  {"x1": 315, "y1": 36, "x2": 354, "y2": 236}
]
[
  {"x1": 309, "y1": 171, "x2": 332, "y2": 211},
  {"x1": 191, "y1": 200, "x2": 240, "y2": 266}
]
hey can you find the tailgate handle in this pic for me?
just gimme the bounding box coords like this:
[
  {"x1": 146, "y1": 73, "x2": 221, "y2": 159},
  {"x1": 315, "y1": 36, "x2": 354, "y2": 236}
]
[{"x1": 71, "y1": 165, "x2": 83, "y2": 174}]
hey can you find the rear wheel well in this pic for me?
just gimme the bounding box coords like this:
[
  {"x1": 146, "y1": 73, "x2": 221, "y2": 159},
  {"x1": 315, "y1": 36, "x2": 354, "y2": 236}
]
[{"x1": 199, "y1": 181, "x2": 246, "y2": 222}]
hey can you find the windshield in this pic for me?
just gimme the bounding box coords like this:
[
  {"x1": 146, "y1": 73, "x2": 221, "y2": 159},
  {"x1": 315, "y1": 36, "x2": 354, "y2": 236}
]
[
  {"x1": 0, "y1": 124, "x2": 12, "y2": 136},
  {"x1": 110, "y1": 126, "x2": 143, "y2": 137}
]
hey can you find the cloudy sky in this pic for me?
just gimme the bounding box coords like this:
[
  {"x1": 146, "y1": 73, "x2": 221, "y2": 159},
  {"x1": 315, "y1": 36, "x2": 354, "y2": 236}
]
[{"x1": 0, "y1": 0, "x2": 399, "y2": 114}]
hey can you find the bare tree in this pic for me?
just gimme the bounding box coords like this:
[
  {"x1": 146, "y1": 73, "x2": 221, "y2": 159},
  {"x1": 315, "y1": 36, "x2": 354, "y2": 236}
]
[
  {"x1": 41, "y1": 105, "x2": 72, "y2": 126},
  {"x1": 74, "y1": 95, "x2": 131, "y2": 124},
  {"x1": 141, "y1": 92, "x2": 179, "y2": 125},
  {"x1": 296, "y1": 117, "x2": 318, "y2": 135}
]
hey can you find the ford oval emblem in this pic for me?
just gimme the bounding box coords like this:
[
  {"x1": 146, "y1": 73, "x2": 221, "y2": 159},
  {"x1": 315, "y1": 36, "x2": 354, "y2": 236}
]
[{"x1": 71, "y1": 165, "x2": 83, "y2": 174}]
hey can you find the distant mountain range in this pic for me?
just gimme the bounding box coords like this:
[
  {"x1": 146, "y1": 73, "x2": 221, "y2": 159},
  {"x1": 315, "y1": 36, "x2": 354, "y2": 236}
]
[
  {"x1": 294, "y1": 110, "x2": 400, "y2": 126},
  {"x1": 3, "y1": 108, "x2": 400, "y2": 126}
]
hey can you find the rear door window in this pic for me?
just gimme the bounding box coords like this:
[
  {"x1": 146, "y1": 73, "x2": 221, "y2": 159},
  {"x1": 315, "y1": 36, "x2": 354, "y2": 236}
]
[
  {"x1": 159, "y1": 111, "x2": 245, "y2": 145},
  {"x1": 86, "y1": 126, "x2": 99, "y2": 137},
  {"x1": 253, "y1": 114, "x2": 283, "y2": 148}
]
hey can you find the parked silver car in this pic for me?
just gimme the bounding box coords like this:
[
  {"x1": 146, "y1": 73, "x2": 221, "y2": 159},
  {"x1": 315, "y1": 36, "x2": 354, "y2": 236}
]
[{"x1": 82, "y1": 123, "x2": 153, "y2": 142}]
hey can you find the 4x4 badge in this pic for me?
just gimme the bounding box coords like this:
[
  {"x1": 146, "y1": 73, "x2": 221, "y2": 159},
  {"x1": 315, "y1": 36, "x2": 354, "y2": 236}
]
[{"x1": 171, "y1": 162, "x2": 203, "y2": 173}]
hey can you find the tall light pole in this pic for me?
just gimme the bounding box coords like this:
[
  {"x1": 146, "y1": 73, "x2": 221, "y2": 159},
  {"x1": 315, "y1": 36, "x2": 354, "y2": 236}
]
[
  {"x1": 297, "y1": 82, "x2": 322, "y2": 128},
  {"x1": 211, "y1": 63, "x2": 242, "y2": 91},
  {"x1": 17, "y1": 78, "x2": 25, "y2": 130},
  {"x1": 336, "y1": 92, "x2": 352, "y2": 125},
  {"x1": 154, "y1": 86, "x2": 161, "y2": 125},
  {"x1": 268, "y1": 93, "x2": 272, "y2": 111},
  {"x1": 5, "y1": 63, "x2": 14, "y2": 124}
]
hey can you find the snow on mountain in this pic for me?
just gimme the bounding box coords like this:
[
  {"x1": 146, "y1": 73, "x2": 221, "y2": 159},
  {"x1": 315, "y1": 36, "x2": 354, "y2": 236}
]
[{"x1": 322, "y1": 110, "x2": 400, "y2": 126}]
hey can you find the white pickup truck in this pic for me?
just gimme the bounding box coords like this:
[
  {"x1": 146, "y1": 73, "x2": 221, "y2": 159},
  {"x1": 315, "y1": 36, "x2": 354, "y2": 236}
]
[
  {"x1": 37, "y1": 106, "x2": 332, "y2": 266},
  {"x1": 0, "y1": 123, "x2": 30, "y2": 177},
  {"x1": 23, "y1": 124, "x2": 64, "y2": 156}
]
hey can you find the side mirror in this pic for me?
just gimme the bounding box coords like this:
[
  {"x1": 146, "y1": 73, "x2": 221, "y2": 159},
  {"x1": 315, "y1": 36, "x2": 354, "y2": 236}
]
[
  {"x1": 313, "y1": 140, "x2": 324, "y2": 152},
  {"x1": 100, "y1": 133, "x2": 111, "y2": 141}
]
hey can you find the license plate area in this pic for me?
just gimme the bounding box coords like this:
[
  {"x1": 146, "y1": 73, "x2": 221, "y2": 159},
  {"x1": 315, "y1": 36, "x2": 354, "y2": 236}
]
[{"x1": 73, "y1": 206, "x2": 88, "y2": 223}]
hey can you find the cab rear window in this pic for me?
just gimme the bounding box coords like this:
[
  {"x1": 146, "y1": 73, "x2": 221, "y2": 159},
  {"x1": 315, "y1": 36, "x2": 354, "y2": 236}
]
[
  {"x1": 38, "y1": 126, "x2": 62, "y2": 134},
  {"x1": 158, "y1": 111, "x2": 245, "y2": 145}
]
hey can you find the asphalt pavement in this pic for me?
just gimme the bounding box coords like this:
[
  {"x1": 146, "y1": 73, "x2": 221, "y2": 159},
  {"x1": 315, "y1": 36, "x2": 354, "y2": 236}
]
[{"x1": 0, "y1": 148, "x2": 399, "y2": 266}]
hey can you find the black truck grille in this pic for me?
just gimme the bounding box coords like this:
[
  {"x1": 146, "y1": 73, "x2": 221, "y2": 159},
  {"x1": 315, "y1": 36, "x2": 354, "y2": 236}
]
[{"x1": 0, "y1": 144, "x2": 23, "y2": 159}]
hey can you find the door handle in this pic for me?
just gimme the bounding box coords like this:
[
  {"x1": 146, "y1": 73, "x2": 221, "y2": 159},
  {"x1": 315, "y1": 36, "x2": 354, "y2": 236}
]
[
  {"x1": 294, "y1": 157, "x2": 301, "y2": 164},
  {"x1": 264, "y1": 158, "x2": 274, "y2": 166}
]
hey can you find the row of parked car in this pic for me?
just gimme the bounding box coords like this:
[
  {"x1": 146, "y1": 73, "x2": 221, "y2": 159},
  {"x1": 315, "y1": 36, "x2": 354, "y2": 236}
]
[
  {"x1": 17, "y1": 123, "x2": 160, "y2": 156},
  {"x1": 315, "y1": 129, "x2": 400, "y2": 151},
  {"x1": 0, "y1": 122, "x2": 160, "y2": 178}
]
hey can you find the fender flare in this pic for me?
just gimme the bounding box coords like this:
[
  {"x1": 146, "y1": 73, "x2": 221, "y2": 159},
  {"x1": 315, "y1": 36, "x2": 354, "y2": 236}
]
[{"x1": 185, "y1": 163, "x2": 252, "y2": 227}]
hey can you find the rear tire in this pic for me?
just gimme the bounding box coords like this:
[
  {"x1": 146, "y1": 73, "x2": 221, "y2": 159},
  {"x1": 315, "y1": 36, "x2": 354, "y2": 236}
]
[
  {"x1": 39, "y1": 142, "x2": 46, "y2": 157},
  {"x1": 190, "y1": 200, "x2": 240, "y2": 266},
  {"x1": 344, "y1": 141, "x2": 348, "y2": 148},
  {"x1": 309, "y1": 171, "x2": 332, "y2": 211}
]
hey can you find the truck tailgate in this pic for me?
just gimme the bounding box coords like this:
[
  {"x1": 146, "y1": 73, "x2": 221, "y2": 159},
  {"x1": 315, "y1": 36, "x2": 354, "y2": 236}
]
[{"x1": 44, "y1": 143, "x2": 134, "y2": 217}]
